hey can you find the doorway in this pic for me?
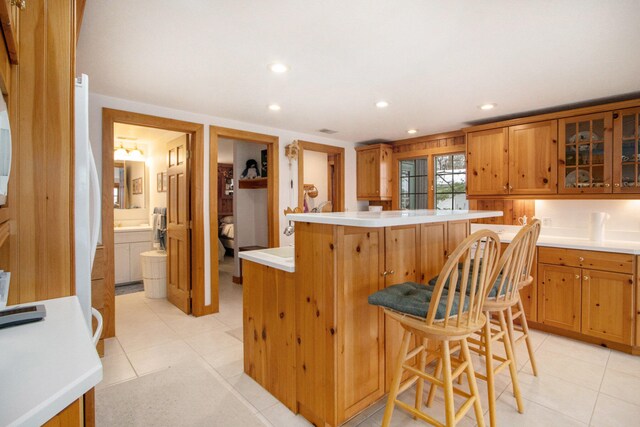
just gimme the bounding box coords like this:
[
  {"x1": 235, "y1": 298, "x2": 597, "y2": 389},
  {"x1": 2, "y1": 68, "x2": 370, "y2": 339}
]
[
  {"x1": 209, "y1": 126, "x2": 279, "y2": 313},
  {"x1": 297, "y1": 140, "x2": 345, "y2": 212},
  {"x1": 102, "y1": 109, "x2": 208, "y2": 341}
]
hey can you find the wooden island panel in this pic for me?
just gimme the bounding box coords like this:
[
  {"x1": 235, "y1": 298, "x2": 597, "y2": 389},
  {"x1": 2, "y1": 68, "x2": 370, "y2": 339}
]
[{"x1": 242, "y1": 260, "x2": 296, "y2": 411}]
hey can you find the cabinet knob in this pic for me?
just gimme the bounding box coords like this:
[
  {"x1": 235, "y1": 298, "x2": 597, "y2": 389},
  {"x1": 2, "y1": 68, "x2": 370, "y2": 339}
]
[
  {"x1": 604, "y1": 183, "x2": 610, "y2": 187},
  {"x1": 583, "y1": 276, "x2": 589, "y2": 280},
  {"x1": 578, "y1": 256, "x2": 584, "y2": 262},
  {"x1": 575, "y1": 274, "x2": 580, "y2": 279},
  {"x1": 614, "y1": 183, "x2": 621, "y2": 188},
  {"x1": 502, "y1": 185, "x2": 507, "y2": 191},
  {"x1": 388, "y1": 270, "x2": 395, "y2": 275},
  {"x1": 508, "y1": 185, "x2": 513, "y2": 190},
  {"x1": 381, "y1": 271, "x2": 387, "y2": 277}
]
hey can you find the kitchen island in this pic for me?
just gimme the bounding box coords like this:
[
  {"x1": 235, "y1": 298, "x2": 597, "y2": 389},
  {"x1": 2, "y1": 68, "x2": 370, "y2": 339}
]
[{"x1": 240, "y1": 209, "x2": 502, "y2": 427}]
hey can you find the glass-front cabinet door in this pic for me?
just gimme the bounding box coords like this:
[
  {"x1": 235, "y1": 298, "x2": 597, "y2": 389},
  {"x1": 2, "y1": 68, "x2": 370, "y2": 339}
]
[
  {"x1": 613, "y1": 107, "x2": 640, "y2": 193},
  {"x1": 558, "y1": 112, "x2": 613, "y2": 194}
]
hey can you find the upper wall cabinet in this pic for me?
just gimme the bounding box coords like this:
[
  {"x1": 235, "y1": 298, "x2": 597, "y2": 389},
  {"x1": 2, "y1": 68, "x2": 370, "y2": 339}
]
[
  {"x1": 559, "y1": 113, "x2": 613, "y2": 194},
  {"x1": 509, "y1": 121, "x2": 558, "y2": 195},
  {"x1": 467, "y1": 128, "x2": 508, "y2": 196},
  {"x1": 467, "y1": 120, "x2": 557, "y2": 197},
  {"x1": 356, "y1": 144, "x2": 392, "y2": 201},
  {"x1": 613, "y1": 107, "x2": 640, "y2": 194}
]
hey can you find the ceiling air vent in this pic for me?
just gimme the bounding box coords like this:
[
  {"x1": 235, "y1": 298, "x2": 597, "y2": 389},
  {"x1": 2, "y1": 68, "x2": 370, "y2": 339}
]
[{"x1": 318, "y1": 128, "x2": 338, "y2": 135}]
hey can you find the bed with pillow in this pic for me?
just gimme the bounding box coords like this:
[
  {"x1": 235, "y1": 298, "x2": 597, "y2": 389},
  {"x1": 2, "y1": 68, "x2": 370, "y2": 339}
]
[{"x1": 219, "y1": 216, "x2": 235, "y2": 252}]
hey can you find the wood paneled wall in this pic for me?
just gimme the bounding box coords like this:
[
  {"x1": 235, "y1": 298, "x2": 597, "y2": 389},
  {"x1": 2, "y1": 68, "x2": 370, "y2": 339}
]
[
  {"x1": 7, "y1": 0, "x2": 75, "y2": 304},
  {"x1": 392, "y1": 131, "x2": 465, "y2": 154},
  {"x1": 468, "y1": 199, "x2": 536, "y2": 225}
]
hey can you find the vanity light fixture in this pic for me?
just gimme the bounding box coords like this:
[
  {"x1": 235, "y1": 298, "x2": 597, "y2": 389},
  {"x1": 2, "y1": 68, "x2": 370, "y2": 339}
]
[
  {"x1": 479, "y1": 103, "x2": 496, "y2": 111},
  {"x1": 114, "y1": 145, "x2": 128, "y2": 161},
  {"x1": 375, "y1": 100, "x2": 389, "y2": 108},
  {"x1": 268, "y1": 104, "x2": 281, "y2": 111},
  {"x1": 269, "y1": 63, "x2": 289, "y2": 73},
  {"x1": 407, "y1": 129, "x2": 418, "y2": 135},
  {"x1": 128, "y1": 146, "x2": 144, "y2": 161}
]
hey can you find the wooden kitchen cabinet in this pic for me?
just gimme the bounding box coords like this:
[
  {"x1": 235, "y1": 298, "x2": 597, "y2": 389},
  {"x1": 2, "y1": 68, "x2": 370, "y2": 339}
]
[
  {"x1": 558, "y1": 112, "x2": 613, "y2": 194},
  {"x1": 467, "y1": 128, "x2": 509, "y2": 196},
  {"x1": 383, "y1": 225, "x2": 420, "y2": 391},
  {"x1": 581, "y1": 269, "x2": 634, "y2": 345},
  {"x1": 613, "y1": 107, "x2": 640, "y2": 193},
  {"x1": 508, "y1": 121, "x2": 558, "y2": 195},
  {"x1": 467, "y1": 121, "x2": 557, "y2": 196},
  {"x1": 356, "y1": 144, "x2": 393, "y2": 200},
  {"x1": 537, "y1": 247, "x2": 635, "y2": 345},
  {"x1": 538, "y1": 264, "x2": 582, "y2": 332}
]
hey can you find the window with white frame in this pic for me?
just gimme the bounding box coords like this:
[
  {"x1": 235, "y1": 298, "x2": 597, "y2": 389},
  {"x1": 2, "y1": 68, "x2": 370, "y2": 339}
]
[
  {"x1": 398, "y1": 158, "x2": 429, "y2": 209},
  {"x1": 434, "y1": 153, "x2": 467, "y2": 210}
]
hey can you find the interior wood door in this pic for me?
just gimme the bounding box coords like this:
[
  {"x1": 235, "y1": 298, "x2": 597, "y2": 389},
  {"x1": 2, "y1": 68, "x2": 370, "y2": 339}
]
[
  {"x1": 581, "y1": 269, "x2": 633, "y2": 345},
  {"x1": 538, "y1": 264, "x2": 581, "y2": 332},
  {"x1": 466, "y1": 128, "x2": 509, "y2": 196},
  {"x1": 508, "y1": 121, "x2": 558, "y2": 195},
  {"x1": 383, "y1": 225, "x2": 420, "y2": 392},
  {"x1": 167, "y1": 136, "x2": 191, "y2": 314}
]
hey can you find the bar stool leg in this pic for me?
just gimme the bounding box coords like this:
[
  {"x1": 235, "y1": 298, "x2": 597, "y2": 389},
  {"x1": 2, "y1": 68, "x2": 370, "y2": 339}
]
[
  {"x1": 414, "y1": 338, "x2": 428, "y2": 416},
  {"x1": 460, "y1": 338, "x2": 485, "y2": 427},
  {"x1": 498, "y1": 310, "x2": 524, "y2": 413},
  {"x1": 426, "y1": 358, "x2": 442, "y2": 407},
  {"x1": 505, "y1": 307, "x2": 518, "y2": 368},
  {"x1": 515, "y1": 298, "x2": 538, "y2": 376},
  {"x1": 482, "y1": 314, "x2": 497, "y2": 427},
  {"x1": 441, "y1": 340, "x2": 456, "y2": 426},
  {"x1": 382, "y1": 330, "x2": 412, "y2": 427}
]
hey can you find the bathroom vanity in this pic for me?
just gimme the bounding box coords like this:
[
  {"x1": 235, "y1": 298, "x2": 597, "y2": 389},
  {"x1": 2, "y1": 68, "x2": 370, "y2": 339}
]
[
  {"x1": 113, "y1": 225, "x2": 153, "y2": 284},
  {"x1": 240, "y1": 209, "x2": 502, "y2": 426}
]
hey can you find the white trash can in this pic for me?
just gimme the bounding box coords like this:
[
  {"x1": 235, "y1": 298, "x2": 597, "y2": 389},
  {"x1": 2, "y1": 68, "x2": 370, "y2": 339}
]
[{"x1": 140, "y1": 250, "x2": 167, "y2": 299}]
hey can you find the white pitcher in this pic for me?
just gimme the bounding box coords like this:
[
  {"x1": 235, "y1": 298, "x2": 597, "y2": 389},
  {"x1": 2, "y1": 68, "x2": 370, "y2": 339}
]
[{"x1": 589, "y1": 212, "x2": 610, "y2": 242}]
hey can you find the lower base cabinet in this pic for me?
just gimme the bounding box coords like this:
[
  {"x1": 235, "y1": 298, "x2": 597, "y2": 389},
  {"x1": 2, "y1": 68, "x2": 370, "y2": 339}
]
[
  {"x1": 537, "y1": 248, "x2": 635, "y2": 346},
  {"x1": 42, "y1": 398, "x2": 82, "y2": 427}
]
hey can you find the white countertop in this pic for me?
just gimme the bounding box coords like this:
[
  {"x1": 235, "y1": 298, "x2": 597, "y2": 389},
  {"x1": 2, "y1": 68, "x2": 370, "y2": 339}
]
[
  {"x1": 239, "y1": 246, "x2": 295, "y2": 273},
  {"x1": 114, "y1": 224, "x2": 152, "y2": 233},
  {"x1": 286, "y1": 209, "x2": 503, "y2": 227},
  {"x1": 0, "y1": 296, "x2": 103, "y2": 427},
  {"x1": 471, "y1": 224, "x2": 640, "y2": 255}
]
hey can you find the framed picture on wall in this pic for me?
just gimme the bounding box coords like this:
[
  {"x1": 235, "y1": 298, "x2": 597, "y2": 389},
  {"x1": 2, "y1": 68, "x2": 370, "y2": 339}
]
[
  {"x1": 162, "y1": 172, "x2": 168, "y2": 191},
  {"x1": 132, "y1": 177, "x2": 143, "y2": 195},
  {"x1": 261, "y1": 149, "x2": 268, "y2": 177},
  {"x1": 157, "y1": 172, "x2": 164, "y2": 192}
]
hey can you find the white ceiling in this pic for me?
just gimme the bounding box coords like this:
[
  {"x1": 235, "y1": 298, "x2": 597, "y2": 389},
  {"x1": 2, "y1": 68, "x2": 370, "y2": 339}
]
[
  {"x1": 113, "y1": 123, "x2": 185, "y2": 149},
  {"x1": 79, "y1": 1, "x2": 640, "y2": 142}
]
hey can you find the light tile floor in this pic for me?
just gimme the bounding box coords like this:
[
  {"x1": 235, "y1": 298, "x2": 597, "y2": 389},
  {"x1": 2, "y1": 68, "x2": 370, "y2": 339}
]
[{"x1": 98, "y1": 257, "x2": 640, "y2": 426}]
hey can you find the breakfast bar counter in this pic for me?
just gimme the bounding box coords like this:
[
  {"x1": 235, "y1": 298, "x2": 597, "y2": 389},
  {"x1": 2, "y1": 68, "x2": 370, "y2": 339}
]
[{"x1": 241, "y1": 210, "x2": 502, "y2": 426}]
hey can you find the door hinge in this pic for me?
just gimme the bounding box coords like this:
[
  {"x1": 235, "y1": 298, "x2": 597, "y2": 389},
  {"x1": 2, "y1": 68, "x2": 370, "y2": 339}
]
[
  {"x1": 189, "y1": 290, "x2": 193, "y2": 298},
  {"x1": 186, "y1": 150, "x2": 191, "y2": 160},
  {"x1": 189, "y1": 220, "x2": 193, "y2": 229}
]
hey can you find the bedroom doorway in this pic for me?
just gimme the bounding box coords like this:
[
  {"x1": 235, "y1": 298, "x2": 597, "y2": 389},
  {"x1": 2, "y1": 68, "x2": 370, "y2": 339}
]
[
  {"x1": 296, "y1": 140, "x2": 345, "y2": 212},
  {"x1": 209, "y1": 126, "x2": 279, "y2": 314}
]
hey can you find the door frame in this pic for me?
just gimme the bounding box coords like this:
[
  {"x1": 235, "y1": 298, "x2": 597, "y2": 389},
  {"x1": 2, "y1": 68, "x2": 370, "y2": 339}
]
[
  {"x1": 102, "y1": 109, "x2": 209, "y2": 336},
  {"x1": 296, "y1": 140, "x2": 345, "y2": 212},
  {"x1": 209, "y1": 126, "x2": 279, "y2": 296}
]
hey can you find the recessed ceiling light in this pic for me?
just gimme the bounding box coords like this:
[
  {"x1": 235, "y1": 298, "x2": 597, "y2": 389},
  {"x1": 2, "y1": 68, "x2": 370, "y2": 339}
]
[
  {"x1": 407, "y1": 129, "x2": 418, "y2": 135},
  {"x1": 479, "y1": 103, "x2": 496, "y2": 110},
  {"x1": 376, "y1": 100, "x2": 389, "y2": 108},
  {"x1": 268, "y1": 104, "x2": 281, "y2": 111},
  {"x1": 269, "y1": 63, "x2": 289, "y2": 73}
]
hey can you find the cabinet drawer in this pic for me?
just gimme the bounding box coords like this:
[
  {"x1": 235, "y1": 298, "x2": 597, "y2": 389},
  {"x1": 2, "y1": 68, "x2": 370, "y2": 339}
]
[
  {"x1": 538, "y1": 247, "x2": 634, "y2": 274},
  {"x1": 91, "y1": 246, "x2": 105, "y2": 281},
  {"x1": 114, "y1": 230, "x2": 153, "y2": 244}
]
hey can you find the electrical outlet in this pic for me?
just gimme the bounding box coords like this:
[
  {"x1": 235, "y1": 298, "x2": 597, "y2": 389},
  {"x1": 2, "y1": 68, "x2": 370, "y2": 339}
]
[{"x1": 542, "y1": 217, "x2": 552, "y2": 227}]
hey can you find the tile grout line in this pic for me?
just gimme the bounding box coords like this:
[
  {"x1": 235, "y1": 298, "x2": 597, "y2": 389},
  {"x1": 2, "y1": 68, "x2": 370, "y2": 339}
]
[{"x1": 588, "y1": 350, "x2": 611, "y2": 426}]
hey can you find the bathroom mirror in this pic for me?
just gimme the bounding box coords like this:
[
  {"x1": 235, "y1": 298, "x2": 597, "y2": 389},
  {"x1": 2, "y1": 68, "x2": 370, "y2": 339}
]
[
  {"x1": 0, "y1": 94, "x2": 11, "y2": 206},
  {"x1": 114, "y1": 160, "x2": 146, "y2": 209}
]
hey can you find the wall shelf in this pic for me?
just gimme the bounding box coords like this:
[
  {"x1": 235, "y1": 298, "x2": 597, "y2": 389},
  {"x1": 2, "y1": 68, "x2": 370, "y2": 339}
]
[{"x1": 239, "y1": 178, "x2": 267, "y2": 189}]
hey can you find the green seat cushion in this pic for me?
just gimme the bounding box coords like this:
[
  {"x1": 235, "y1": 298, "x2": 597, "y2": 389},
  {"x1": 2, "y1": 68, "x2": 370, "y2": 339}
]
[
  {"x1": 427, "y1": 265, "x2": 507, "y2": 299},
  {"x1": 368, "y1": 282, "x2": 469, "y2": 320}
]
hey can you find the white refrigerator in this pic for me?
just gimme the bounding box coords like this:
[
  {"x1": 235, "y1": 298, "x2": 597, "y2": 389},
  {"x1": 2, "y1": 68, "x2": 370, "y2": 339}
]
[{"x1": 74, "y1": 74, "x2": 101, "y2": 329}]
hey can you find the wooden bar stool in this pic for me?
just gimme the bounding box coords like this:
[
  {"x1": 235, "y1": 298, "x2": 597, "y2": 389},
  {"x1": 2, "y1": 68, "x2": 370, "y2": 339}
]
[
  {"x1": 505, "y1": 220, "x2": 541, "y2": 377},
  {"x1": 368, "y1": 230, "x2": 501, "y2": 427},
  {"x1": 425, "y1": 221, "x2": 541, "y2": 427}
]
